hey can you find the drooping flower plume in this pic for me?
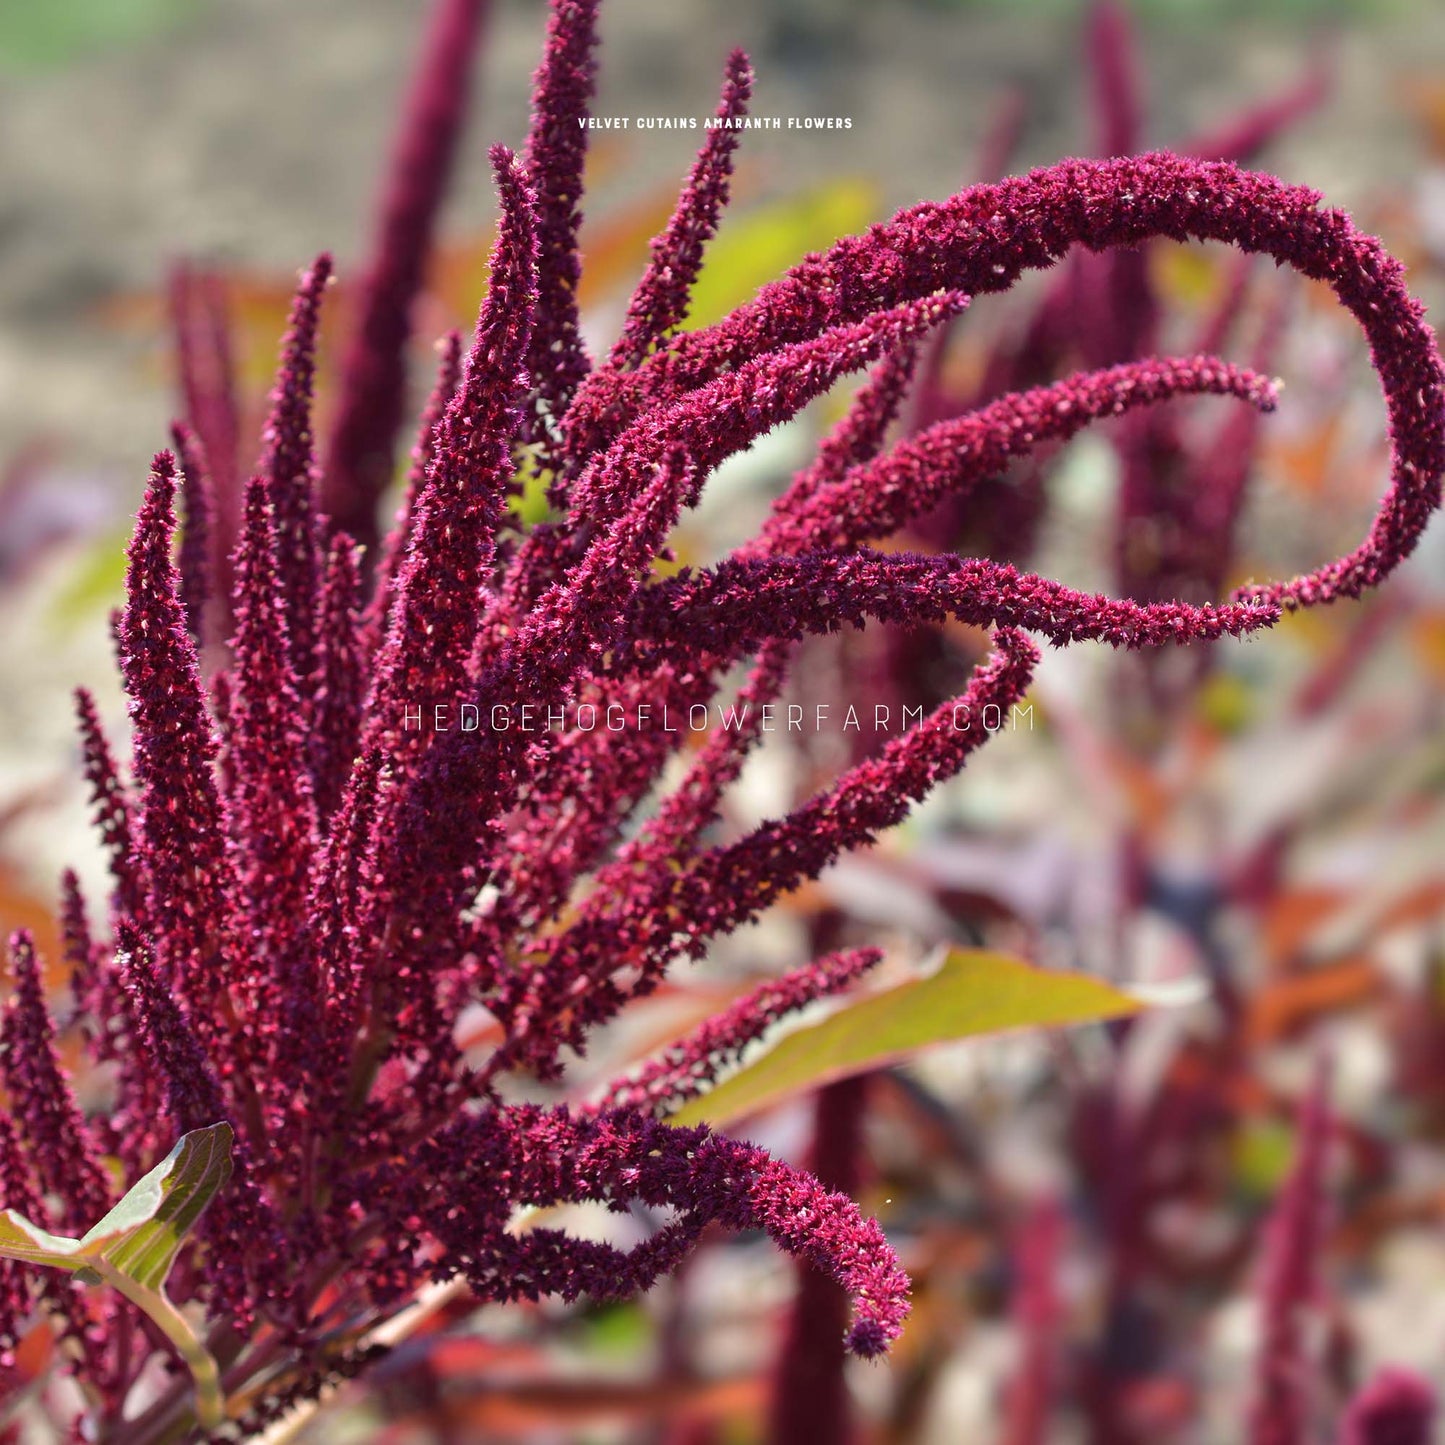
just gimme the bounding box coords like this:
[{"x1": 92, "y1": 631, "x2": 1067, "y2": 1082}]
[{"x1": 0, "y1": 0, "x2": 1440, "y2": 1436}]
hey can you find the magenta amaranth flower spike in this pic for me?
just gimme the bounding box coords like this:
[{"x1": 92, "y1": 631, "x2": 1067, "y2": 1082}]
[
  {"x1": 1337, "y1": 1369, "x2": 1436, "y2": 1445},
  {"x1": 169, "y1": 420, "x2": 214, "y2": 648},
  {"x1": 227, "y1": 477, "x2": 321, "y2": 1112},
  {"x1": 1, "y1": 932, "x2": 111, "y2": 1233},
  {"x1": 754, "y1": 354, "x2": 1279, "y2": 558},
  {"x1": 1249, "y1": 1062, "x2": 1333, "y2": 1445},
  {"x1": 0, "y1": 1113, "x2": 38, "y2": 1369},
  {"x1": 396, "y1": 1106, "x2": 909, "y2": 1356},
  {"x1": 312, "y1": 532, "x2": 366, "y2": 819},
  {"x1": 322, "y1": 0, "x2": 490, "y2": 549},
  {"x1": 257, "y1": 254, "x2": 331, "y2": 688},
  {"x1": 118, "y1": 454, "x2": 239, "y2": 1035},
  {"x1": 74, "y1": 687, "x2": 146, "y2": 928},
  {"x1": 364, "y1": 327, "x2": 463, "y2": 653},
  {"x1": 519, "y1": 0, "x2": 599, "y2": 471},
  {"x1": 2, "y1": 0, "x2": 1443, "y2": 1433},
  {"x1": 364, "y1": 146, "x2": 538, "y2": 783},
  {"x1": 606, "y1": 48, "x2": 753, "y2": 372}
]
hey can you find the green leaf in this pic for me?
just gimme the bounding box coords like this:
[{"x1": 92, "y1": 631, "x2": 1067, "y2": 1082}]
[
  {"x1": 671, "y1": 951, "x2": 1148, "y2": 1128},
  {"x1": 47, "y1": 528, "x2": 131, "y2": 628},
  {"x1": 80, "y1": 1120, "x2": 233, "y2": 1291},
  {"x1": 0, "y1": 1211, "x2": 91, "y2": 1271},
  {"x1": 0, "y1": 1122, "x2": 234, "y2": 1429}
]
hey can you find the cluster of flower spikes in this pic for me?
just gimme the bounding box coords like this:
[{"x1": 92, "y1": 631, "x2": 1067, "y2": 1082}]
[
  {"x1": 904, "y1": 0, "x2": 1329, "y2": 612},
  {"x1": 0, "y1": 0, "x2": 1442, "y2": 1431}
]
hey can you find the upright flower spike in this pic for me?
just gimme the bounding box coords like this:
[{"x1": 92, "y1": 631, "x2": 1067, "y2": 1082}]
[
  {"x1": 59, "y1": 868, "x2": 96, "y2": 1017},
  {"x1": 118, "y1": 455, "x2": 237, "y2": 1029},
  {"x1": 74, "y1": 687, "x2": 146, "y2": 927},
  {"x1": 322, "y1": 0, "x2": 490, "y2": 549},
  {"x1": 258, "y1": 255, "x2": 332, "y2": 690},
  {"x1": 312, "y1": 532, "x2": 367, "y2": 820},
  {"x1": 364, "y1": 328, "x2": 464, "y2": 655},
  {"x1": 170, "y1": 420, "x2": 214, "y2": 650},
  {"x1": 0, "y1": 1113, "x2": 39, "y2": 1369},
  {"x1": 606, "y1": 49, "x2": 753, "y2": 372},
  {"x1": 1249, "y1": 1062, "x2": 1333, "y2": 1445},
  {"x1": 306, "y1": 750, "x2": 405, "y2": 1143},
  {"x1": 0, "y1": 932, "x2": 112, "y2": 1233},
  {"x1": 364, "y1": 147, "x2": 539, "y2": 774},
  {"x1": 519, "y1": 0, "x2": 599, "y2": 465},
  {"x1": 228, "y1": 477, "x2": 321, "y2": 1100}
]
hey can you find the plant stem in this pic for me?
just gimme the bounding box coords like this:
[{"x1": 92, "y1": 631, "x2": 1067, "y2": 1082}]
[{"x1": 94, "y1": 1263, "x2": 224, "y2": 1433}]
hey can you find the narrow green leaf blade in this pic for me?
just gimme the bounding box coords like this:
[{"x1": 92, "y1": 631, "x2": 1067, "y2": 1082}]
[
  {"x1": 79, "y1": 1121, "x2": 233, "y2": 1292},
  {"x1": 671, "y1": 951, "x2": 1148, "y2": 1128}
]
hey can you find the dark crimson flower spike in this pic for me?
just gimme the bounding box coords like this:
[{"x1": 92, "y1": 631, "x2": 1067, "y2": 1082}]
[{"x1": 3, "y1": 1, "x2": 1441, "y2": 1436}]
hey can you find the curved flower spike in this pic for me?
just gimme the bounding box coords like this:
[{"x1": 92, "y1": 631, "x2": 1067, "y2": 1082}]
[
  {"x1": 363, "y1": 146, "x2": 539, "y2": 776},
  {"x1": 616, "y1": 549, "x2": 1279, "y2": 675},
  {"x1": 753, "y1": 352, "x2": 1279, "y2": 558},
  {"x1": 410, "y1": 1106, "x2": 911, "y2": 1356},
  {"x1": 567, "y1": 154, "x2": 1444, "y2": 612}
]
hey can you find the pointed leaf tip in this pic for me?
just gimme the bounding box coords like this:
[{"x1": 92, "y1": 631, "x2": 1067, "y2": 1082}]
[
  {"x1": 671, "y1": 950, "x2": 1149, "y2": 1128},
  {"x1": 80, "y1": 1120, "x2": 234, "y2": 1290}
]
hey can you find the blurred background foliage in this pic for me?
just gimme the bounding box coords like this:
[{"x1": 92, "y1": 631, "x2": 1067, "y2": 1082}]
[
  {"x1": 0, "y1": 0, "x2": 198, "y2": 71},
  {"x1": 3, "y1": 0, "x2": 1445, "y2": 1441}
]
